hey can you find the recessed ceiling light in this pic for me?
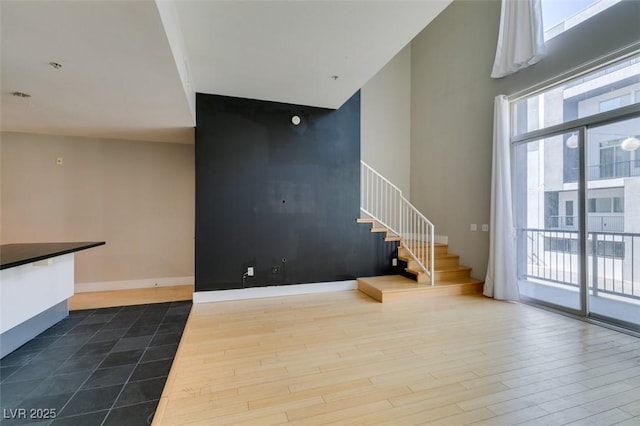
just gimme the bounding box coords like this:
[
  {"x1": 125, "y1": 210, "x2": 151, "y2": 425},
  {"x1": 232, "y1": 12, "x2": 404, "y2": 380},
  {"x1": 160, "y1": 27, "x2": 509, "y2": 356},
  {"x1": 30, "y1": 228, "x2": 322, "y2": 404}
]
[
  {"x1": 49, "y1": 62, "x2": 62, "y2": 69},
  {"x1": 291, "y1": 115, "x2": 301, "y2": 126},
  {"x1": 12, "y1": 91, "x2": 31, "y2": 98}
]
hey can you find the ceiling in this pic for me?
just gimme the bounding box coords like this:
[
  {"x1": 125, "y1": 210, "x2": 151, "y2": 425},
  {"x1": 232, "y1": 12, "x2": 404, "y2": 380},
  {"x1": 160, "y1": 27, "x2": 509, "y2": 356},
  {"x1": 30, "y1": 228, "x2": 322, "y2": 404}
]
[{"x1": 1, "y1": 1, "x2": 451, "y2": 144}]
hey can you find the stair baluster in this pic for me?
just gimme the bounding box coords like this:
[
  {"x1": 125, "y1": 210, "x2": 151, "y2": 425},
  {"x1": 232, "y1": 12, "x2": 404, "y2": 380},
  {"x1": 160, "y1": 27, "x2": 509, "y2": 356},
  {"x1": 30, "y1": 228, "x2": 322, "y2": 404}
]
[{"x1": 360, "y1": 161, "x2": 435, "y2": 285}]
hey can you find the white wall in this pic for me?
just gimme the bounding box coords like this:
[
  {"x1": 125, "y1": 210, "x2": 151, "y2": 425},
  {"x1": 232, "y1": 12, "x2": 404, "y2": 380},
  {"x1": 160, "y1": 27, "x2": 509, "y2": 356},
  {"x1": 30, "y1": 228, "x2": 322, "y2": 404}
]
[{"x1": 361, "y1": 45, "x2": 411, "y2": 195}]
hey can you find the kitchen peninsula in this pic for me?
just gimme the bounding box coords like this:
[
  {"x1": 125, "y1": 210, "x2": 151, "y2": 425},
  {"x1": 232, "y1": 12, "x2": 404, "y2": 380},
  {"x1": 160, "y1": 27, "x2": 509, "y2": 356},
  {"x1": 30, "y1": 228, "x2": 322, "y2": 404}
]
[{"x1": 0, "y1": 242, "x2": 105, "y2": 357}]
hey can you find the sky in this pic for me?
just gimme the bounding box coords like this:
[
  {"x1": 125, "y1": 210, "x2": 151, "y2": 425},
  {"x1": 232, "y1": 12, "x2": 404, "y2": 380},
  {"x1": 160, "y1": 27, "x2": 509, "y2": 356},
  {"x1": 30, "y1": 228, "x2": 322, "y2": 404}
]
[{"x1": 541, "y1": 0, "x2": 601, "y2": 30}]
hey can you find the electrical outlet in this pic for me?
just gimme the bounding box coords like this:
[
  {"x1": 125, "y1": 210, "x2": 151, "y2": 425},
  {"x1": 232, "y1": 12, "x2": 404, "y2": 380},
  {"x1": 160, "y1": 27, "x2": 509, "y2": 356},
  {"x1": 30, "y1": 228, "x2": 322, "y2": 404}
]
[
  {"x1": 470, "y1": 224, "x2": 477, "y2": 232},
  {"x1": 482, "y1": 224, "x2": 489, "y2": 232},
  {"x1": 392, "y1": 258, "x2": 398, "y2": 267},
  {"x1": 247, "y1": 266, "x2": 254, "y2": 276}
]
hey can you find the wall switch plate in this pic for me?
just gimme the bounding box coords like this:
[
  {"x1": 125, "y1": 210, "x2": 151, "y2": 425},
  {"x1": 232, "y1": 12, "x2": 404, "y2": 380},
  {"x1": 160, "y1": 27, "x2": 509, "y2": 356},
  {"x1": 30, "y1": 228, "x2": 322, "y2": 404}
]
[
  {"x1": 392, "y1": 258, "x2": 398, "y2": 266},
  {"x1": 247, "y1": 266, "x2": 254, "y2": 276},
  {"x1": 482, "y1": 224, "x2": 489, "y2": 232},
  {"x1": 470, "y1": 224, "x2": 477, "y2": 232}
]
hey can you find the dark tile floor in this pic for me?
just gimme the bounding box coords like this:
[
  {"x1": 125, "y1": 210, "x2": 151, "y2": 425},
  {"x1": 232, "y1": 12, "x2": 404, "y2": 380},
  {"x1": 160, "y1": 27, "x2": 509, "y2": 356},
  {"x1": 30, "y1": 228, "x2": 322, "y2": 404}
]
[{"x1": 0, "y1": 301, "x2": 191, "y2": 425}]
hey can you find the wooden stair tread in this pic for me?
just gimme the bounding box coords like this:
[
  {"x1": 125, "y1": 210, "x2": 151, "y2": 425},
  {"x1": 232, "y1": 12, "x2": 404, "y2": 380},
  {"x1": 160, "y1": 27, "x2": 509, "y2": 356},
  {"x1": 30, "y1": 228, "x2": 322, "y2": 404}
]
[
  {"x1": 436, "y1": 254, "x2": 459, "y2": 261},
  {"x1": 358, "y1": 219, "x2": 476, "y2": 286},
  {"x1": 399, "y1": 253, "x2": 459, "y2": 263},
  {"x1": 356, "y1": 218, "x2": 376, "y2": 224},
  {"x1": 434, "y1": 265, "x2": 472, "y2": 272},
  {"x1": 405, "y1": 264, "x2": 471, "y2": 274},
  {"x1": 357, "y1": 275, "x2": 484, "y2": 302},
  {"x1": 436, "y1": 277, "x2": 485, "y2": 286}
]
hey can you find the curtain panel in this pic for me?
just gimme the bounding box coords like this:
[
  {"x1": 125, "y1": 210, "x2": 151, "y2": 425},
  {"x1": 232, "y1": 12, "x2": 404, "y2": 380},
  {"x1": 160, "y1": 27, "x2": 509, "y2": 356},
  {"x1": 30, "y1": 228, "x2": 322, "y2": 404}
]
[
  {"x1": 484, "y1": 95, "x2": 519, "y2": 300},
  {"x1": 491, "y1": 0, "x2": 545, "y2": 78}
]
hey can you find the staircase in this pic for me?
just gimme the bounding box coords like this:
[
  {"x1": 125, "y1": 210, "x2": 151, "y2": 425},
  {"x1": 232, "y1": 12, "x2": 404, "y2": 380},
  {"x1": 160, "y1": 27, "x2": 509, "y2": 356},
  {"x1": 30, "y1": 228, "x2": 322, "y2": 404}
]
[{"x1": 357, "y1": 162, "x2": 483, "y2": 302}]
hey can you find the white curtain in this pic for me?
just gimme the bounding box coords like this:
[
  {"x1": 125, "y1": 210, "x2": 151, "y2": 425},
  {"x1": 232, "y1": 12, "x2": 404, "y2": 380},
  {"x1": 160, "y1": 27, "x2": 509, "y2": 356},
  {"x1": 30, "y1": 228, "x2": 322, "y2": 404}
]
[
  {"x1": 484, "y1": 95, "x2": 519, "y2": 301},
  {"x1": 491, "y1": 0, "x2": 545, "y2": 78}
]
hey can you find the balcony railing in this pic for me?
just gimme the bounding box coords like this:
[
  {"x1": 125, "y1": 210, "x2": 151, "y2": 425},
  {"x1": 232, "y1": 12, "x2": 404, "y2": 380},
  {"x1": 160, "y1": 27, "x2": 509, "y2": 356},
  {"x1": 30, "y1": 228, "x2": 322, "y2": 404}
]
[
  {"x1": 547, "y1": 215, "x2": 624, "y2": 232},
  {"x1": 590, "y1": 159, "x2": 640, "y2": 180},
  {"x1": 520, "y1": 228, "x2": 640, "y2": 301},
  {"x1": 567, "y1": 159, "x2": 640, "y2": 182}
]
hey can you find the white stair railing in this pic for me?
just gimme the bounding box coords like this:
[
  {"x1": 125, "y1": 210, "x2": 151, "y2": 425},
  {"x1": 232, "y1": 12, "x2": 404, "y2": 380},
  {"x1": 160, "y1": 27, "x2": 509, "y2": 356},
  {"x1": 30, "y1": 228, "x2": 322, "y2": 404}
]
[{"x1": 360, "y1": 161, "x2": 435, "y2": 285}]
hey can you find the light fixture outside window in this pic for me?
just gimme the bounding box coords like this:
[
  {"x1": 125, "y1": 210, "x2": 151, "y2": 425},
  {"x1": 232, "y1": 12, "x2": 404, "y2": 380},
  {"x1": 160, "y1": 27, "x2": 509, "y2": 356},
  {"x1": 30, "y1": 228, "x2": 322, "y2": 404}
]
[
  {"x1": 566, "y1": 133, "x2": 578, "y2": 149},
  {"x1": 620, "y1": 136, "x2": 640, "y2": 151}
]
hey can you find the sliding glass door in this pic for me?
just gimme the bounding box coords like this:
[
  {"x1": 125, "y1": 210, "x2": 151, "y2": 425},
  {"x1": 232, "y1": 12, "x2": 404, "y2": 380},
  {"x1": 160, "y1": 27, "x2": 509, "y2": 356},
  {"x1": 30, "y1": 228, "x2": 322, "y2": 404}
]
[
  {"x1": 511, "y1": 53, "x2": 640, "y2": 331},
  {"x1": 586, "y1": 117, "x2": 640, "y2": 328},
  {"x1": 515, "y1": 132, "x2": 583, "y2": 313}
]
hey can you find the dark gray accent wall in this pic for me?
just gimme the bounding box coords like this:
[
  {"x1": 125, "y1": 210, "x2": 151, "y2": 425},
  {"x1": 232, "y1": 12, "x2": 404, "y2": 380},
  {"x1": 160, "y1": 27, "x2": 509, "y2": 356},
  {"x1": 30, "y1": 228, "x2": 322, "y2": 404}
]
[{"x1": 195, "y1": 93, "x2": 395, "y2": 292}]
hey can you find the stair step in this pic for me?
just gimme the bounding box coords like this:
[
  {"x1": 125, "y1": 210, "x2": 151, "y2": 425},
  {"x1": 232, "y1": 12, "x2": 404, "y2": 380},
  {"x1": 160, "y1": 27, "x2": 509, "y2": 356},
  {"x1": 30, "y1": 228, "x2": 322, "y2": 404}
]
[
  {"x1": 399, "y1": 253, "x2": 460, "y2": 269},
  {"x1": 404, "y1": 264, "x2": 473, "y2": 283},
  {"x1": 435, "y1": 254, "x2": 460, "y2": 267},
  {"x1": 404, "y1": 267, "x2": 430, "y2": 283},
  {"x1": 434, "y1": 265, "x2": 472, "y2": 281},
  {"x1": 357, "y1": 275, "x2": 484, "y2": 302},
  {"x1": 437, "y1": 277, "x2": 485, "y2": 286},
  {"x1": 357, "y1": 218, "x2": 474, "y2": 284},
  {"x1": 356, "y1": 218, "x2": 376, "y2": 224},
  {"x1": 399, "y1": 244, "x2": 448, "y2": 258}
]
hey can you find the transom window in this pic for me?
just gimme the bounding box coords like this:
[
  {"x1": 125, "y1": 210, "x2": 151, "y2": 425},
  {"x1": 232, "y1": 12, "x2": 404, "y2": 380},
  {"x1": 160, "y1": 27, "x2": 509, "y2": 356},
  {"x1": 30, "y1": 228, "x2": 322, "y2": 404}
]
[
  {"x1": 542, "y1": 0, "x2": 622, "y2": 41},
  {"x1": 512, "y1": 54, "x2": 640, "y2": 136}
]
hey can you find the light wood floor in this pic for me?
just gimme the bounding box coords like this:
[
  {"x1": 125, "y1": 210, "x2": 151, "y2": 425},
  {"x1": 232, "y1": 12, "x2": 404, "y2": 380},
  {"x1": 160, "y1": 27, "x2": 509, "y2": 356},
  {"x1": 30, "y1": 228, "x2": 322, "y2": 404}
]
[
  {"x1": 153, "y1": 290, "x2": 640, "y2": 425},
  {"x1": 69, "y1": 285, "x2": 193, "y2": 310}
]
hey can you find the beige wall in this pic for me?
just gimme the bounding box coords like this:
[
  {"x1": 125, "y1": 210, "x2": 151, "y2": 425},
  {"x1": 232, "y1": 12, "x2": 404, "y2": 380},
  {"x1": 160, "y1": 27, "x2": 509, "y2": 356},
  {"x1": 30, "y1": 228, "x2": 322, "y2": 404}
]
[
  {"x1": 361, "y1": 45, "x2": 411, "y2": 195},
  {"x1": 0, "y1": 132, "x2": 194, "y2": 286},
  {"x1": 410, "y1": 1, "x2": 500, "y2": 280},
  {"x1": 410, "y1": 0, "x2": 640, "y2": 280}
]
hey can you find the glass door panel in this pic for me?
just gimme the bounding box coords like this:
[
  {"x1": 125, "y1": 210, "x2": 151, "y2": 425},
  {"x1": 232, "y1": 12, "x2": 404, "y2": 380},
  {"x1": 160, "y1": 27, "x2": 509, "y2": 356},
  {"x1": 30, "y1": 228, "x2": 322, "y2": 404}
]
[
  {"x1": 586, "y1": 118, "x2": 640, "y2": 328},
  {"x1": 515, "y1": 133, "x2": 583, "y2": 312}
]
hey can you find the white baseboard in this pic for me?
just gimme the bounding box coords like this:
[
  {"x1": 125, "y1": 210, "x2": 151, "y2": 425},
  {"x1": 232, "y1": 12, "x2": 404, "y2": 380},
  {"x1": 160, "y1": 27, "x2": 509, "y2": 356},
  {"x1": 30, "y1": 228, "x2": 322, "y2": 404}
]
[
  {"x1": 193, "y1": 280, "x2": 357, "y2": 304},
  {"x1": 75, "y1": 276, "x2": 194, "y2": 293}
]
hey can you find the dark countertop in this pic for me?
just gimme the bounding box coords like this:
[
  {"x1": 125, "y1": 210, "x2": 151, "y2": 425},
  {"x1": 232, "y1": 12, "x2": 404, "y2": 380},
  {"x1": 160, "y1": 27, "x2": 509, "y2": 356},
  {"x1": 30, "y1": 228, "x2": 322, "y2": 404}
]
[{"x1": 0, "y1": 242, "x2": 105, "y2": 270}]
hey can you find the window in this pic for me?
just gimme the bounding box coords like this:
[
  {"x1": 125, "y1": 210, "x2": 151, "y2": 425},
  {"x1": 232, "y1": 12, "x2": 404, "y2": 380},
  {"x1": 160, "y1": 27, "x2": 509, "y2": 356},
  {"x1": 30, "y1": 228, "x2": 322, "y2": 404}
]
[
  {"x1": 513, "y1": 51, "x2": 640, "y2": 329},
  {"x1": 513, "y1": 54, "x2": 640, "y2": 136},
  {"x1": 595, "y1": 198, "x2": 611, "y2": 213},
  {"x1": 587, "y1": 197, "x2": 624, "y2": 213},
  {"x1": 613, "y1": 196, "x2": 623, "y2": 212},
  {"x1": 599, "y1": 94, "x2": 632, "y2": 112},
  {"x1": 542, "y1": 0, "x2": 622, "y2": 41},
  {"x1": 565, "y1": 200, "x2": 574, "y2": 226},
  {"x1": 599, "y1": 140, "x2": 631, "y2": 179}
]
